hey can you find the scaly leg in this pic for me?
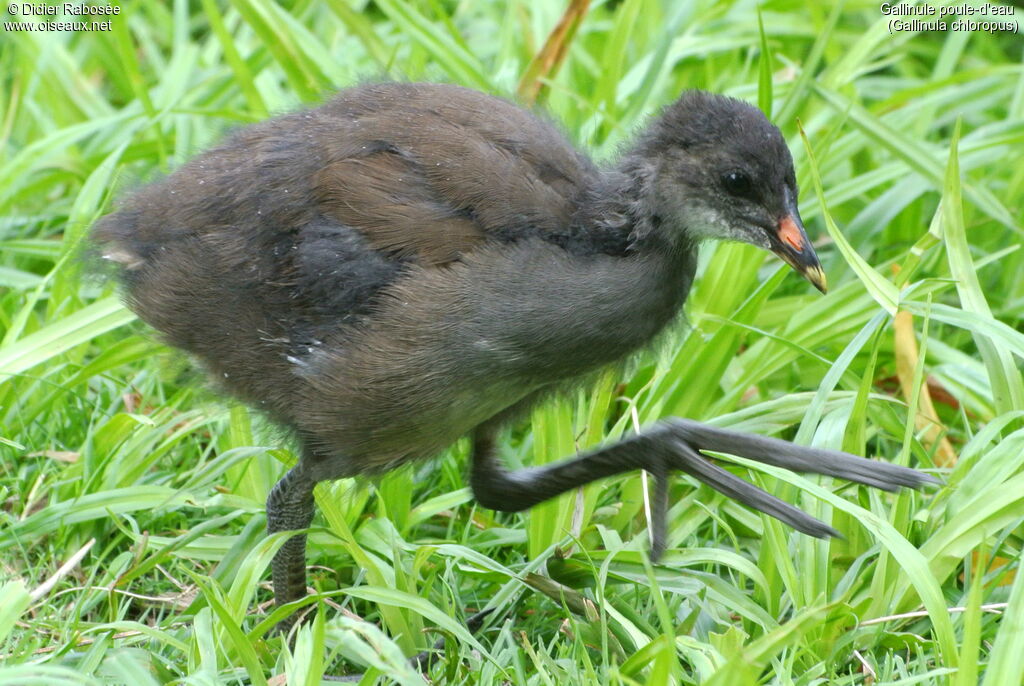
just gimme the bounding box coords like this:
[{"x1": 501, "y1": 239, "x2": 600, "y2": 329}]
[{"x1": 266, "y1": 462, "x2": 317, "y2": 632}]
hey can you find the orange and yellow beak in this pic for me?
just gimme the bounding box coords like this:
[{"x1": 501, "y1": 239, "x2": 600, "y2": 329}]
[{"x1": 770, "y1": 212, "x2": 827, "y2": 294}]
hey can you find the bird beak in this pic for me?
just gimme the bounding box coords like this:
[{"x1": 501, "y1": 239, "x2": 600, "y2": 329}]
[{"x1": 770, "y1": 200, "x2": 827, "y2": 294}]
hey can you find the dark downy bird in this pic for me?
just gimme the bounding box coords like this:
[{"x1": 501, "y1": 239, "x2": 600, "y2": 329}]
[{"x1": 93, "y1": 82, "x2": 937, "y2": 634}]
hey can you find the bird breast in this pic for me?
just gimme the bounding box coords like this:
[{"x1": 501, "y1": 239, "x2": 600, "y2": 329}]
[{"x1": 291, "y1": 239, "x2": 695, "y2": 470}]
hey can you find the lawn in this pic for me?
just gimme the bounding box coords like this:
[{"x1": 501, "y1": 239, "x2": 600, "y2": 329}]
[{"x1": 1, "y1": 1, "x2": 1023, "y2": 684}]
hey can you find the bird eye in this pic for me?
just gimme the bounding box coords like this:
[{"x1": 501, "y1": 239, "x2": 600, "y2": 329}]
[{"x1": 722, "y1": 171, "x2": 754, "y2": 198}]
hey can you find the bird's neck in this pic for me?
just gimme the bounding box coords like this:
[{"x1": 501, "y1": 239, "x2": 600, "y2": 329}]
[
  {"x1": 550, "y1": 162, "x2": 699, "y2": 357},
  {"x1": 569, "y1": 155, "x2": 691, "y2": 255}
]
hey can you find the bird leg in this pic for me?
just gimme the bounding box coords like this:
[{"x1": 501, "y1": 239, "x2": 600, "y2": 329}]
[
  {"x1": 266, "y1": 461, "x2": 494, "y2": 679},
  {"x1": 266, "y1": 463, "x2": 318, "y2": 633},
  {"x1": 470, "y1": 418, "x2": 938, "y2": 558}
]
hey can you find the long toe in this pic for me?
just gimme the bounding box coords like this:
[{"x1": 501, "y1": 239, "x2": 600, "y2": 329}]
[
  {"x1": 666, "y1": 419, "x2": 940, "y2": 490},
  {"x1": 669, "y1": 439, "x2": 841, "y2": 538},
  {"x1": 814, "y1": 453, "x2": 943, "y2": 491}
]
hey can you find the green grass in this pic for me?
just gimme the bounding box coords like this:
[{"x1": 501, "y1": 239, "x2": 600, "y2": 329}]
[{"x1": 2, "y1": 0, "x2": 1024, "y2": 683}]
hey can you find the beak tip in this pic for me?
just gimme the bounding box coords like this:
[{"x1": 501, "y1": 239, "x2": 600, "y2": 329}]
[{"x1": 808, "y1": 267, "x2": 828, "y2": 294}]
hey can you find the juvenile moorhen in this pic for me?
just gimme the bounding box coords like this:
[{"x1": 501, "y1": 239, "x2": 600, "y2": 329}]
[{"x1": 93, "y1": 82, "x2": 937, "y2": 631}]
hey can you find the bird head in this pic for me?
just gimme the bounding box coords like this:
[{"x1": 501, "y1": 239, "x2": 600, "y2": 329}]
[{"x1": 632, "y1": 90, "x2": 826, "y2": 293}]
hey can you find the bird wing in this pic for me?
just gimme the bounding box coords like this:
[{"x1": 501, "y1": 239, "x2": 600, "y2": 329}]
[{"x1": 311, "y1": 83, "x2": 595, "y2": 266}]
